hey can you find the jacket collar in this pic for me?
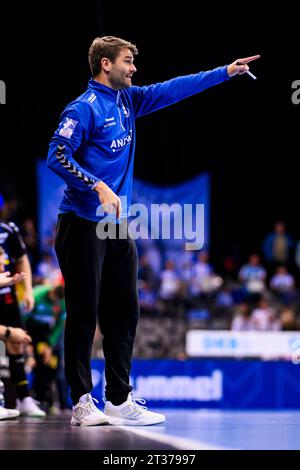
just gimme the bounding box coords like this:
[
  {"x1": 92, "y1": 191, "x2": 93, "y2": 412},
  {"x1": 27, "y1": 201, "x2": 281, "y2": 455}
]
[{"x1": 88, "y1": 79, "x2": 120, "y2": 101}]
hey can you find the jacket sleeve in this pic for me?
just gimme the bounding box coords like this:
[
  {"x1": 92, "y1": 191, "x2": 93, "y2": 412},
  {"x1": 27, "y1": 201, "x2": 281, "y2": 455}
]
[
  {"x1": 127, "y1": 66, "x2": 230, "y2": 118},
  {"x1": 47, "y1": 101, "x2": 100, "y2": 191}
]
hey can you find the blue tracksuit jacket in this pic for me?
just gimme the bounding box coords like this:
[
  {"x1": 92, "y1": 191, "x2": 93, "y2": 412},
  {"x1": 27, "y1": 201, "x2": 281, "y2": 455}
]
[{"x1": 47, "y1": 66, "x2": 229, "y2": 221}]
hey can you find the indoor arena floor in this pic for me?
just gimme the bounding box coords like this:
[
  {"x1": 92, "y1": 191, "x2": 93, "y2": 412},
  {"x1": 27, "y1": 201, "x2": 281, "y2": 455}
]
[{"x1": 1, "y1": 409, "x2": 300, "y2": 450}]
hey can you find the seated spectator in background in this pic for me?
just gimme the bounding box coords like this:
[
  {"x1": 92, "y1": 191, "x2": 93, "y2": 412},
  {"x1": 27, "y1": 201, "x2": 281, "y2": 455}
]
[
  {"x1": 139, "y1": 281, "x2": 158, "y2": 316},
  {"x1": 270, "y1": 266, "x2": 295, "y2": 292},
  {"x1": 180, "y1": 261, "x2": 193, "y2": 284},
  {"x1": 159, "y1": 260, "x2": 180, "y2": 300},
  {"x1": 262, "y1": 221, "x2": 295, "y2": 271},
  {"x1": 34, "y1": 251, "x2": 61, "y2": 285},
  {"x1": 191, "y1": 251, "x2": 223, "y2": 296},
  {"x1": 179, "y1": 260, "x2": 195, "y2": 300},
  {"x1": 138, "y1": 240, "x2": 162, "y2": 278},
  {"x1": 215, "y1": 285, "x2": 234, "y2": 308},
  {"x1": 158, "y1": 260, "x2": 184, "y2": 317},
  {"x1": 280, "y1": 308, "x2": 299, "y2": 331},
  {"x1": 270, "y1": 266, "x2": 296, "y2": 303},
  {"x1": 192, "y1": 251, "x2": 212, "y2": 294},
  {"x1": 138, "y1": 254, "x2": 156, "y2": 288},
  {"x1": 222, "y1": 246, "x2": 242, "y2": 279},
  {"x1": 231, "y1": 303, "x2": 253, "y2": 331},
  {"x1": 223, "y1": 255, "x2": 237, "y2": 279},
  {"x1": 238, "y1": 254, "x2": 266, "y2": 299},
  {"x1": 250, "y1": 298, "x2": 280, "y2": 331}
]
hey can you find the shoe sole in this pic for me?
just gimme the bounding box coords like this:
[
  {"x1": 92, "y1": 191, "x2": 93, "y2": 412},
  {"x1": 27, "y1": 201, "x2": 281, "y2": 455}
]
[
  {"x1": 105, "y1": 416, "x2": 166, "y2": 426},
  {"x1": 71, "y1": 416, "x2": 111, "y2": 427},
  {"x1": 0, "y1": 415, "x2": 20, "y2": 420}
]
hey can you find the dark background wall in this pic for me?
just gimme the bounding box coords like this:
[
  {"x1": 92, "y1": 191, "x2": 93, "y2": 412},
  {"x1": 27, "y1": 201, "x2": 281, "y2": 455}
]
[{"x1": 0, "y1": 2, "x2": 298, "y2": 268}]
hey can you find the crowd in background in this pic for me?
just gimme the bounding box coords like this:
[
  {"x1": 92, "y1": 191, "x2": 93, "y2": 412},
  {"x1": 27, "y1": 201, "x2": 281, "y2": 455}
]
[
  {"x1": 18, "y1": 215, "x2": 300, "y2": 335},
  {"x1": 24, "y1": 215, "x2": 300, "y2": 363},
  {"x1": 2, "y1": 179, "x2": 300, "y2": 417}
]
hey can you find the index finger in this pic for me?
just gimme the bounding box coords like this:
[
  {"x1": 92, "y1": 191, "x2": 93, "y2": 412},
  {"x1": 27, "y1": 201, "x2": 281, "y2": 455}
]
[{"x1": 237, "y1": 55, "x2": 260, "y2": 64}]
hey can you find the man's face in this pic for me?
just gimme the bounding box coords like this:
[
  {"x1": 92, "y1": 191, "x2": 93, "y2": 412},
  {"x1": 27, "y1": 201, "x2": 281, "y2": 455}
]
[{"x1": 108, "y1": 48, "x2": 137, "y2": 90}]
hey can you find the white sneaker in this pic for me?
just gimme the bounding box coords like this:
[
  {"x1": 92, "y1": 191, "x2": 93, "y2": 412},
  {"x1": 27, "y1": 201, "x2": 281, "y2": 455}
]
[
  {"x1": 16, "y1": 397, "x2": 46, "y2": 417},
  {"x1": 104, "y1": 393, "x2": 166, "y2": 426},
  {"x1": 71, "y1": 393, "x2": 112, "y2": 427},
  {"x1": 0, "y1": 405, "x2": 20, "y2": 420}
]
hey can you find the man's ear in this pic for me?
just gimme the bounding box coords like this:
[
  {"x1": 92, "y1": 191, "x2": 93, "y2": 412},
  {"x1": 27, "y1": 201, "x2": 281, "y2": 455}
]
[{"x1": 101, "y1": 57, "x2": 111, "y2": 73}]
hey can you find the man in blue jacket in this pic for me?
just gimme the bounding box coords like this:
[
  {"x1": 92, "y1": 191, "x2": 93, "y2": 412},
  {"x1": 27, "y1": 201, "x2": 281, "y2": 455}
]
[{"x1": 48, "y1": 36, "x2": 259, "y2": 426}]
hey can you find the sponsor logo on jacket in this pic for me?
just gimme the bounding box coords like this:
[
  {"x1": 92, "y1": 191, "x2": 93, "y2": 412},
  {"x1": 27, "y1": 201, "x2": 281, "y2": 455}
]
[{"x1": 110, "y1": 130, "x2": 132, "y2": 152}]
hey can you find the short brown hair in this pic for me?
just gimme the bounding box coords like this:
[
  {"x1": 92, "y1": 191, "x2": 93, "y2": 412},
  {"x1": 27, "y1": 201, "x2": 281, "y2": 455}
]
[{"x1": 88, "y1": 36, "x2": 138, "y2": 78}]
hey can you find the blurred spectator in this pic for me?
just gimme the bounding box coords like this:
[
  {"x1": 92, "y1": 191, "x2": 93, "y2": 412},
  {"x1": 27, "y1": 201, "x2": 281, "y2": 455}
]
[
  {"x1": 262, "y1": 221, "x2": 295, "y2": 270},
  {"x1": 159, "y1": 260, "x2": 180, "y2": 300},
  {"x1": 238, "y1": 254, "x2": 266, "y2": 298},
  {"x1": 223, "y1": 255, "x2": 236, "y2": 278},
  {"x1": 231, "y1": 303, "x2": 253, "y2": 331},
  {"x1": 222, "y1": 246, "x2": 242, "y2": 279},
  {"x1": 191, "y1": 251, "x2": 222, "y2": 296},
  {"x1": 215, "y1": 285, "x2": 234, "y2": 308},
  {"x1": 270, "y1": 266, "x2": 295, "y2": 292},
  {"x1": 139, "y1": 281, "x2": 158, "y2": 316},
  {"x1": 180, "y1": 261, "x2": 193, "y2": 285},
  {"x1": 250, "y1": 298, "x2": 280, "y2": 331},
  {"x1": 280, "y1": 308, "x2": 299, "y2": 331},
  {"x1": 35, "y1": 252, "x2": 61, "y2": 285},
  {"x1": 269, "y1": 266, "x2": 296, "y2": 303},
  {"x1": 138, "y1": 254, "x2": 156, "y2": 288},
  {"x1": 137, "y1": 240, "x2": 162, "y2": 277}
]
